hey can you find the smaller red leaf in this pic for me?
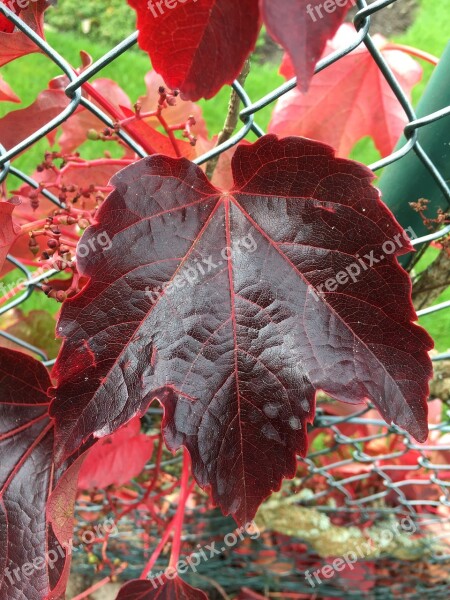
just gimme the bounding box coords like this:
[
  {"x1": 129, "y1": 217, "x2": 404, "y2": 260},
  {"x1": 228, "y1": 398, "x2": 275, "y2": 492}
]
[
  {"x1": 78, "y1": 416, "x2": 153, "y2": 489},
  {"x1": 260, "y1": 0, "x2": 352, "y2": 91},
  {"x1": 0, "y1": 198, "x2": 21, "y2": 272},
  {"x1": 0, "y1": 0, "x2": 53, "y2": 67},
  {"x1": 0, "y1": 89, "x2": 69, "y2": 154},
  {"x1": 115, "y1": 577, "x2": 208, "y2": 600},
  {"x1": 0, "y1": 73, "x2": 19, "y2": 102},
  {"x1": 269, "y1": 25, "x2": 423, "y2": 157}
]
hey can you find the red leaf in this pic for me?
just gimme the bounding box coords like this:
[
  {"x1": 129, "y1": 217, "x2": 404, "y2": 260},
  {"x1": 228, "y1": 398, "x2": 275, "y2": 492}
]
[
  {"x1": 0, "y1": 198, "x2": 20, "y2": 272},
  {"x1": 127, "y1": 0, "x2": 261, "y2": 101},
  {"x1": 0, "y1": 89, "x2": 69, "y2": 154},
  {"x1": 260, "y1": 0, "x2": 351, "y2": 91},
  {"x1": 0, "y1": 0, "x2": 52, "y2": 67},
  {"x1": 115, "y1": 577, "x2": 208, "y2": 600},
  {"x1": 0, "y1": 348, "x2": 77, "y2": 600},
  {"x1": 269, "y1": 25, "x2": 423, "y2": 157},
  {"x1": 78, "y1": 416, "x2": 153, "y2": 489},
  {"x1": 51, "y1": 135, "x2": 432, "y2": 524},
  {"x1": 0, "y1": 73, "x2": 19, "y2": 102}
]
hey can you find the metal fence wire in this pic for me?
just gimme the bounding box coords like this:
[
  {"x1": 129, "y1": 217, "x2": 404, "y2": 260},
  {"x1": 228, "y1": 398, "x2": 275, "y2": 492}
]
[{"x1": 1, "y1": 0, "x2": 450, "y2": 598}]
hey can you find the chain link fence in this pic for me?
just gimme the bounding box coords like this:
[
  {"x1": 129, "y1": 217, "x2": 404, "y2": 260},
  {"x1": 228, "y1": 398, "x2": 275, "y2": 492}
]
[{"x1": 1, "y1": 0, "x2": 450, "y2": 598}]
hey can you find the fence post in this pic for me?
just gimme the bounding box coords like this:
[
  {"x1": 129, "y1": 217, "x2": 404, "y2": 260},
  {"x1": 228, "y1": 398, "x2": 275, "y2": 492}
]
[{"x1": 378, "y1": 42, "x2": 450, "y2": 240}]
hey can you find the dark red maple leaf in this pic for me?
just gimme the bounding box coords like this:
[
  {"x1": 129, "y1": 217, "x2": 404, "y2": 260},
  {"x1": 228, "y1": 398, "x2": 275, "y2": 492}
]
[
  {"x1": 127, "y1": 0, "x2": 261, "y2": 100},
  {"x1": 260, "y1": 0, "x2": 352, "y2": 91},
  {"x1": 115, "y1": 577, "x2": 208, "y2": 600},
  {"x1": 0, "y1": 0, "x2": 53, "y2": 67},
  {"x1": 51, "y1": 135, "x2": 433, "y2": 525},
  {"x1": 0, "y1": 348, "x2": 81, "y2": 600}
]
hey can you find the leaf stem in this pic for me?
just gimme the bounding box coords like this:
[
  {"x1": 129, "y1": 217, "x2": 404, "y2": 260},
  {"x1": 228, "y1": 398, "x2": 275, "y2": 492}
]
[{"x1": 384, "y1": 43, "x2": 439, "y2": 66}]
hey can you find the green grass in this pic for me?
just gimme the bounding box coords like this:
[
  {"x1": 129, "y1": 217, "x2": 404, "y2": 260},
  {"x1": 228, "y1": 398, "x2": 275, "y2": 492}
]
[{"x1": 0, "y1": 28, "x2": 282, "y2": 176}]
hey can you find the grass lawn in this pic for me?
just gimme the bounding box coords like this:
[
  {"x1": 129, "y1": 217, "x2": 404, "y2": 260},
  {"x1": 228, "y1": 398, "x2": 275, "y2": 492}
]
[{"x1": 0, "y1": 0, "x2": 449, "y2": 351}]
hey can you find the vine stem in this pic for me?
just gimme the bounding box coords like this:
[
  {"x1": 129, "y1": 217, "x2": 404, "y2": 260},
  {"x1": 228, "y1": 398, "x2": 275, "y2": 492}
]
[
  {"x1": 81, "y1": 81, "x2": 158, "y2": 155},
  {"x1": 384, "y1": 43, "x2": 439, "y2": 66},
  {"x1": 70, "y1": 563, "x2": 127, "y2": 600},
  {"x1": 168, "y1": 449, "x2": 191, "y2": 569},
  {"x1": 139, "y1": 450, "x2": 193, "y2": 580},
  {"x1": 158, "y1": 111, "x2": 182, "y2": 158}
]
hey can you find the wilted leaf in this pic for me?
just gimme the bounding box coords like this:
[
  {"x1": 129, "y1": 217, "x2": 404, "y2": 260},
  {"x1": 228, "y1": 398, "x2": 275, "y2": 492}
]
[
  {"x1": 0, "y1": 310, "x2": 61, "y2": 359},
  {"x1": 52, "y1": 135, "x2": 432, "y2": 524}
]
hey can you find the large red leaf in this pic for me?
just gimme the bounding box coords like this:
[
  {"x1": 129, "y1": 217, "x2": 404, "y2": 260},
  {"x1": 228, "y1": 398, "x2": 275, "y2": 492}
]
[
  {"x1": 0, "y1": 0, "x2": 52, "y2": 67},
  {"x1": 269, "y1": 25, "x2": 423, "y2": 157},
  {"x1": 78, "y1": 416, "x2": 153, "y2": 489},
  {"x1": 115, "y1": 577, "x2": 208, "y2": 600},
  {"x1": 51, "y1": 135, "x2": 433, "y2": 524},
  {"x1": 0, "y1": 348, "x2": 79, "y2": 600},
  {"x1": 127, "y1": 0, "x2": 261, "y2": 100},
  {"x1": 260, "y1": 0, "x2": 351, "y2": 91}
]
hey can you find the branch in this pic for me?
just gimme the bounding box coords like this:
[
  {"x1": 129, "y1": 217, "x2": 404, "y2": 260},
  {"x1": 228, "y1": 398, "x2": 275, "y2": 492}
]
[{"x1": 206, "y1": 59, "x2": 251, "y2": 180}]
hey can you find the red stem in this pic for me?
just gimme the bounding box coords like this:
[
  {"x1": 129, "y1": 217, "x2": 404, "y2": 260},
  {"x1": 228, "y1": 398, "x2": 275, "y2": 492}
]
[
  {"x1": 139, "y1": 451, "x2": 193, "y2": 579},
  {"x1": 71, "y1": 563, "x2": 127, "y2": 600},
  {"x1": 384, "y1": 43, "x2": 439, "y2": 66},
  {"x1": 157, "y1": 112, "x2": 182, "y2": 158},
  {"x1": 168, "y1": 449, "x2": 191, "y2": 569}
]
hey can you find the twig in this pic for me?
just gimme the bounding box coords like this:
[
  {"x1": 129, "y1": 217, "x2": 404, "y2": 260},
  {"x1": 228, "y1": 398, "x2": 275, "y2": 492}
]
[{"x1": 206, "y1": 59, "x2": 251, "y2": 180}]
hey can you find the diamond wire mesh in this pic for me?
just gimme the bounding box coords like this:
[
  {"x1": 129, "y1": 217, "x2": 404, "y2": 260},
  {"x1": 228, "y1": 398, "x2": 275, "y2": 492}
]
[{"x1": 1, "y1": 0, "x2": 450, "y2": 598}]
